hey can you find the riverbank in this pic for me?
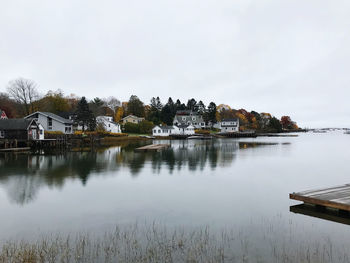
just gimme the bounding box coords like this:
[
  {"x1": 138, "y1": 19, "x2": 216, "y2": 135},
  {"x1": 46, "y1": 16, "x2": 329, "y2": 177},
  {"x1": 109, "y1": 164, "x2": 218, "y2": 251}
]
[{"x1": 0, "y1": 223, "x2": 346, "y2": 263}]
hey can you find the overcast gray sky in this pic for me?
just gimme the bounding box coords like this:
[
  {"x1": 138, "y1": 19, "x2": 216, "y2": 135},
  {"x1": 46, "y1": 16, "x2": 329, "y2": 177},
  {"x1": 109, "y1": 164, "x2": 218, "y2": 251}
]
[{"x1": 0, "y1": 0, "x2": 349, "y2": 127}]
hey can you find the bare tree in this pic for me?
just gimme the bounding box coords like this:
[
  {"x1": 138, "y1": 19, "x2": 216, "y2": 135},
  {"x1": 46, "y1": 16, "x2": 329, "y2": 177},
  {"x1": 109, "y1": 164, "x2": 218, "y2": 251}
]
[
  {"x1": 7, "y1": 78, "x2": 39, "y2": 115},
  {"x1": 104, "y1": 96, "x2": 121, "y2": 114}
]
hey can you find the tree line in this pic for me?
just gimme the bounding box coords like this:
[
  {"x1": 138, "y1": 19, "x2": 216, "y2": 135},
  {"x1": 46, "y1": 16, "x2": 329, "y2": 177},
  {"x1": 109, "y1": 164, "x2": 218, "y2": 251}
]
[{"x1": 0, "y1": 77, "x2": 299, "y2": 132}]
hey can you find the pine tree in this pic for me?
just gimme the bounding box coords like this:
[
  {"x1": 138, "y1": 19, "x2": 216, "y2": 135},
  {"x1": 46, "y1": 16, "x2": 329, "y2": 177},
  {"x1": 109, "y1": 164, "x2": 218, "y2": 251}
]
[{"x1": 76, "y1": 97, "x2": 96, "y2": 131}]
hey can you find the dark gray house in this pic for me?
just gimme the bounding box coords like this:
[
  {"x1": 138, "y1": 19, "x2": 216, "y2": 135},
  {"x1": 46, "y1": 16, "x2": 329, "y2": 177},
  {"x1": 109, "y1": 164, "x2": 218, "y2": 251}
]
[
  {"x1": 173, "y1": 110, "x2": 205, "y2": 129},
  {"x1": 0, "y1": 119, "x2": 43, "y2": 140}
]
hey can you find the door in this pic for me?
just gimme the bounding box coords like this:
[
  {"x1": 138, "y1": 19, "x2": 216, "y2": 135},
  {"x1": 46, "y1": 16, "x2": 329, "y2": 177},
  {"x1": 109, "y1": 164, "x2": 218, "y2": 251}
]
[{"x1": 31, "y1": 129, "x2": 37, "y2": 140}]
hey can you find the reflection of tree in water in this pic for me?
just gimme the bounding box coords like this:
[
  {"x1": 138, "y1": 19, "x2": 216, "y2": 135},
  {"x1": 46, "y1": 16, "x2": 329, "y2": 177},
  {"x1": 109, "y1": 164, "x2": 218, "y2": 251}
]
[{"x1": 0, "y1": 139, "x2": 273, "y2": 205}]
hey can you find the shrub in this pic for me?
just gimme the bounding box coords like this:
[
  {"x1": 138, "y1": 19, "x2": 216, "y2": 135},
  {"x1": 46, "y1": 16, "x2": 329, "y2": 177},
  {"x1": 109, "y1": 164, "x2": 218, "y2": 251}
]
[
  {"x1": 123, "y1": 122, "x2": 140, "y2": 133},
  {"x1": 123, "y1": 120, "x2": 154, "y2": 134}
]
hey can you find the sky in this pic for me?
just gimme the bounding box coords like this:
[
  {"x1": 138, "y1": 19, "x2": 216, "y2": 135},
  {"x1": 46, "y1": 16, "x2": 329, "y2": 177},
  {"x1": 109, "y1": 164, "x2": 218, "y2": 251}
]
[{"x1": 0, "y1": 0, "x2": 349, "y2": 128}]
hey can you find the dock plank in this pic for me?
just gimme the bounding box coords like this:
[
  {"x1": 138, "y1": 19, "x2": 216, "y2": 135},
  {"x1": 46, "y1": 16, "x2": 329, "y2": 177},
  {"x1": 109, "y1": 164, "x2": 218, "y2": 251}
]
[{"x1": 290, "y1": 184, "x2": 350, "y2": 212}]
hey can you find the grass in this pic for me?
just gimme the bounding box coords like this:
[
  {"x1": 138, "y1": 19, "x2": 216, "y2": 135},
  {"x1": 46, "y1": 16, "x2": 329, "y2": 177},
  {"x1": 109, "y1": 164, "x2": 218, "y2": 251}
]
[{"x1": 0, "y1": 223, "x2": 349, "y2": 263}]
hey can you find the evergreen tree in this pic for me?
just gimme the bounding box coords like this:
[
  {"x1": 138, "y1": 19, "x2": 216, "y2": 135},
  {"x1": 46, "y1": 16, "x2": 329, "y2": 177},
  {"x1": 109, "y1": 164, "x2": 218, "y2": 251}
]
[
  {"x1": 147, "y1": 97, "x2": 163, "y2": 124},
  {"x1": 204, "y1": 102, "x2": 217, "y2": 126},
  {"x1": 76, "y1": 97, "x2": 96, "y2": 131},
  {"x1": 127, "y1": 95, "x2": 145, "y2": 117},
  {"x1": 186, "y1": 98, "x2": 197, "y2": 111},
  {"x1": 161, "y1": 104, "x2": 173, "y2": 125},
  {"x1": 175, "y1": 99, "x2": 186, "y2": 111}
]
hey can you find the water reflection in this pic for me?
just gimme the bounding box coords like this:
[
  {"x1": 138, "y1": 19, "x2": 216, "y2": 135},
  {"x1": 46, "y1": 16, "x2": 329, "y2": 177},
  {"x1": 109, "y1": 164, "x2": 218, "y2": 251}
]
[{"x1": 0, "y1": 139, "x2": 279, "y2": 205}]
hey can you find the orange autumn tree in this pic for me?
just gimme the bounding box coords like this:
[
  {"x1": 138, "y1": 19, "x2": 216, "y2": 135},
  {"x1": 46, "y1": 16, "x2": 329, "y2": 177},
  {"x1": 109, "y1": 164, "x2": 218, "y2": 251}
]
[{"x1": 280, "y1": 116, "x2": 299, "y2": 130}]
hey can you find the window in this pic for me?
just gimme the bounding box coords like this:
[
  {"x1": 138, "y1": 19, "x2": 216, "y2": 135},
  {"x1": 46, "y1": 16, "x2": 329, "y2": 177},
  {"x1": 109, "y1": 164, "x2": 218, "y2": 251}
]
[
  {"x1": 158, "y1": 129, "x2": 161, "y2": 133},
  {"x1": 48, "y1": 117, "x2": 52, "y2": 129},
  {"x1": 0, "y1": 130, "x2": 4, "y2": 138}
]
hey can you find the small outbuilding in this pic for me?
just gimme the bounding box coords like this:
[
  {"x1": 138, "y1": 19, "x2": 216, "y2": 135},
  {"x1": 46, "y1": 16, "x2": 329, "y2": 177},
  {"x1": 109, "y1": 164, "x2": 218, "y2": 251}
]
[{"x1": 0, "y1": 119, "x2": 44, "y2": 140}]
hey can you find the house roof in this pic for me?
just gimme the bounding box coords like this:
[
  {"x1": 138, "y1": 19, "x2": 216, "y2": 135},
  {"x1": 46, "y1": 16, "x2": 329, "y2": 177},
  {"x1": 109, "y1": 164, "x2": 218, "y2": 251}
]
[
  {"x1": 26, "y1": 111, "x2": 73, "y2": 124},
  {"x1": 177, "y1": 124, "x2": 194, "y2": 129},
  {"x1": 173, "y1": 115, "x2": 204, "y2": 123},
  {"x1": 122, "y1": 115, "x2": 144, "y2": 120},
  {"x1": 221, "y1": 118, "x2": 238, "y2": 122},
  {"x1": 153, "y1": 125, "x2": 175, "y2": 130},
  {"x1": 0, "y1": 119, "x2": 36, "y2": 130},
  {"x1": 96, "y1": 116, "x2": 120, "y2": 126}
]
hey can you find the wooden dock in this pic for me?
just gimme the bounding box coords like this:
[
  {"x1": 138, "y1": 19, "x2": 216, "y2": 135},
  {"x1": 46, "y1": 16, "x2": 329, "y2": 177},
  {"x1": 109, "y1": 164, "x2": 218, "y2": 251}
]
[
  {"x1": 290, "y1": 184, "x2": 350, "y2": 212},
  {"x1": 290, "y1": 204, "x2": 350, "y2": 225},
  {"x1": 0, "y1": 147, "x2": 30, "y2": 152},
  {"x1": 134, "y1": 144, "x2": 170, "y2": 152}
]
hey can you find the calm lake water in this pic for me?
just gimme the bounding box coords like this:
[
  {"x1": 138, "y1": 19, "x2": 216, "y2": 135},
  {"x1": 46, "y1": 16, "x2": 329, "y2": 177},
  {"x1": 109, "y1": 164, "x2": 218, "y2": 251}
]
[{"x1": 1, "y1": 131, "x2": 350, "y2": 250}]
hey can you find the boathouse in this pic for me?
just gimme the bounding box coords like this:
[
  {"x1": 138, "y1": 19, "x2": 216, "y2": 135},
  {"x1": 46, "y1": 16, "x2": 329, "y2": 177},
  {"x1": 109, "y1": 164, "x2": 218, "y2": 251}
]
[{"x1": 0, "y1": 119, "x2": 44, "y2": 140}]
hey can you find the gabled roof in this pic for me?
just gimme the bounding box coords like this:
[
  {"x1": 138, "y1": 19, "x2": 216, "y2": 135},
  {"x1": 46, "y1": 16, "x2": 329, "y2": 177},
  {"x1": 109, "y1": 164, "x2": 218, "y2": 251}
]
[
  {"x1": 221, "y1": 118, "x2": 239, "y2": 122},
  {"x1": 177, "y1": 124, "x2": 194, "y2": 129},
  {"x1": 0, "y1": 119, "x2": 36, "y2": 130},
  {"x1": 122, "y1": 115, "x2": 144, "y2": 120},
  {"x1": 25, "y1": 111, "x2": 73, "y2": 124},
  {"x1": 96, "y1": 116, "x2": 120, "y2": 126},
  {"x1": 173, "y1": 115, "x2": 204, "y2": 123},
  {"x1": 153, "y1": 125, "x2": 175, "y2": 130}
]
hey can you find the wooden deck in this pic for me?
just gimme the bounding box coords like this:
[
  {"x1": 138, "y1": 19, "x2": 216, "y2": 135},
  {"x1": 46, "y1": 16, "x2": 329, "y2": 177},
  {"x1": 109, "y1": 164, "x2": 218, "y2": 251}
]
[
  {"x1": 134, "y1": 144, "x2": 170, "y2": 152},
  {"x1": 290, "y1": 184, "x2": 350, "y2": 212},
  {"x1": 0, "y1": 147, "x2": 31, "y2": 152}
]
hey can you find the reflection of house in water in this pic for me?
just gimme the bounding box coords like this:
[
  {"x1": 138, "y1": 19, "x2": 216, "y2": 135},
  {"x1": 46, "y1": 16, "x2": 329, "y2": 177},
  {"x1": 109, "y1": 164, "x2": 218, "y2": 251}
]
[{"x1": 0, "y1": 139, "x2": 274, "y2": 205}]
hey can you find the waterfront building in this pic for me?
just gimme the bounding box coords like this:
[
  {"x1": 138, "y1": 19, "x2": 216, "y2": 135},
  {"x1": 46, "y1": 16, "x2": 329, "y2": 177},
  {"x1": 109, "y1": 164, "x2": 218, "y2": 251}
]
[
  {"x1": 0, "y1": 119, "x2": 44, "y2": 140},
  {"x1": 152, "y1": 124, "x2": 195, "y2": 136},
  {"x1": 25, "y1": 112, "x2": 73, "y2": 134},
  {"x1": 220, "y1": 118, "x2": 239, "y2": 133}
]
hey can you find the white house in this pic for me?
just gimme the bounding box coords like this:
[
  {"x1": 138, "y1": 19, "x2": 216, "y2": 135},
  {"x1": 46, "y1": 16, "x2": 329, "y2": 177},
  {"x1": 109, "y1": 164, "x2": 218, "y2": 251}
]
[
  {"x1": 96, "y1": 116, "x2": 121, "y2": 133},
  {"x1": 220, "y1": 118, "x2": 239, "y2": 133},
  {"x1": 25, "y1": 112, "x2": 74, "y2": 134},
  {"x1": 152, "y1": 124, "x2": 195, "y2": 137},
  {"x1": 152, "y1": 125, "x2": 177, "y2": 136},
  {"x1": 177, "y1": 124, "x2": 195, "y2": 135}
]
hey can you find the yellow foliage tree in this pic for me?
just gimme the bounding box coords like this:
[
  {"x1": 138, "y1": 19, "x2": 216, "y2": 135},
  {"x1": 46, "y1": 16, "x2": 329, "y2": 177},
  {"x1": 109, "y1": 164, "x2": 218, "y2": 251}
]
[{"x1": 114, "y1": 107, "x2": 124, "y2": 122}]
